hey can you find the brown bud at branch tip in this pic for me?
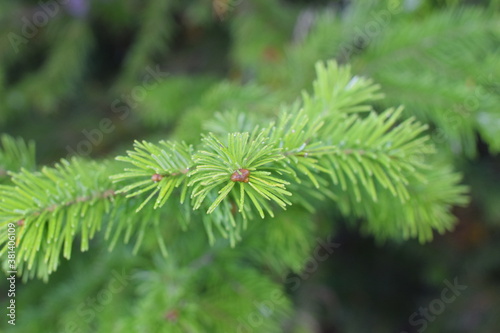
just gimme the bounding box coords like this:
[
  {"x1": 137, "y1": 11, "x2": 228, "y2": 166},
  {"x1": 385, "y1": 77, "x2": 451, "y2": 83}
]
[
  {"x1": 151, "y1": 174, "x2": 163, "y2": 182},
  {"x1": 231, "y1": 168, "x2": 250, "y2": 183}
]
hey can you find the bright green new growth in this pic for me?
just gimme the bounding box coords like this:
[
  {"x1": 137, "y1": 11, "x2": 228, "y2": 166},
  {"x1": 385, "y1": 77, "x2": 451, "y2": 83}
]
[
  {"x1": 112, "y1": 140, "x2": 193, "y2": 211},
  {"x1": 0, "y1": 61, "x2": 468, "y2": 281},
  {"x1": 1, "y1": 159, "x2": 115, "y2": 279},
  {"x1": 190, "y1": 130, "x2": 291, "y2": 217}
]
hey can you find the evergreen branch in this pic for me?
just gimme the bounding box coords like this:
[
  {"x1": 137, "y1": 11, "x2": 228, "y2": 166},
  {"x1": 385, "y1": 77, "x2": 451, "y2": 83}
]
[
  {"x1": 357, "y1": 8, "x2": 498, "y2": 76},
  {"x1": 344, "y1": 163, "x2": 469, "y2": 243},
  {"x1": 113, "y1": 60, "x2": 467, "y2": 245},
  {"x1": 204, "y1": 109, "x2": 261, "y2": 136},
  {"x1": 351, "y1": 8, "x2": 500, "y2": 157},
  {"x1": 1, "y1": 2, "x2": 492, "y2": 330},
  {"x1": 304, "y1": 61, "x2": 384, "y2": 115},
  {"x1": 111, "y1": 140, "x2": 193, "y2": 211},
  {"x1": 0, "y1": 158, "x2": 168, "y2": 280},
  {"x1": 189, "y1": 130, "x2": 291, "y2": 217},
  {"x1": 132, "y1": 259, "x2": 291, "y2": 332},
  {"x1": 1, "y1": 59, "x2": 470, "y2": 281},
  {"x1": 318, "y1": 107, "x2": 433, "y2": 203},
  {"x1": 240, "y1": 207, "x2": 317, "y2": 274},
  {"x1": 0, "y1": 158, "x2": 116, "y2": 279}
]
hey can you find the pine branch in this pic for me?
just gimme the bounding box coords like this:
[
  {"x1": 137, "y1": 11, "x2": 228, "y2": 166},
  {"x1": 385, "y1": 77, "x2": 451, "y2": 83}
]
[
  {"x1": 303, "y1": 61, "x2": 384, "y2": 115},
  {"x1": 0, "y1": 159, "x2": 115, "y2": 279},
  {"x1": 131, "y1": 259, "x2": 291, "y2": 332},
  {"x1": 346, "y1": 163, "x2": 469, "y2": 242},
  {"x1": 111, "y1": 140, "x2": 193, "y2": 212},
  {"x1": 1, "y1": 61, "x2": 470, "y2": 281},
  {"x1": 240, "y1": 207, "x2": 317, "y2": 274},
  {"x1": 114, "y1": 61, "x2": 467, "y2": 244},
  {"x1": 351, "y1": 7, "x2": 500, "y2": 157},
  {"x1": 190, "y1": 130, "x2": 291, "y2": 217},
  {"x1": 0, "y1": 158, "x2": 167, "y2": 280}
]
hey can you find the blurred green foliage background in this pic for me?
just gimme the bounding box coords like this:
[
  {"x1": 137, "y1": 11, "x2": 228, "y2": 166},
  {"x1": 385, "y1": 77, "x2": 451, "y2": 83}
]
[{"x1": 1, "y1": 0, "x2": 500, "y2": 332}]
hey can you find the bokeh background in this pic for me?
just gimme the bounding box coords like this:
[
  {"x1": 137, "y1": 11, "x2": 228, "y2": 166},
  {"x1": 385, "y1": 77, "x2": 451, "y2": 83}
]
[{"x1": 1, "y1": 0, "x2": 500, "y2": 332}]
